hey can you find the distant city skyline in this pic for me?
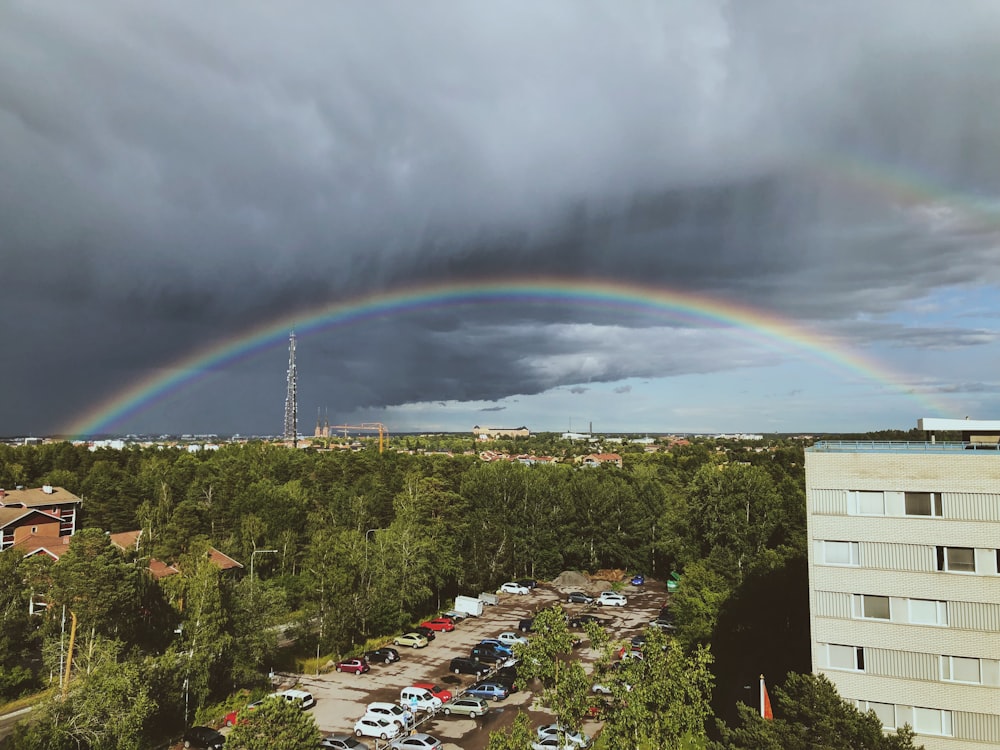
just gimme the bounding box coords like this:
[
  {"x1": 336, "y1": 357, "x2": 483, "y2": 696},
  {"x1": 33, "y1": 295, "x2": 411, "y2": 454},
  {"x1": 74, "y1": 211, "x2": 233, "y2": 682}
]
[{"x1": 3, "y1": 2, "x2": 999, "y2": 437}]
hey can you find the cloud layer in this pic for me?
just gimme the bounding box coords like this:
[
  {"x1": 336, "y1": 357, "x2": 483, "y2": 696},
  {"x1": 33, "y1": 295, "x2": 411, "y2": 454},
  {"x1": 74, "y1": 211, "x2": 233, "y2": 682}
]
[{"x1": 3, "y1": 1, "x2": 1000, "y2": 435}]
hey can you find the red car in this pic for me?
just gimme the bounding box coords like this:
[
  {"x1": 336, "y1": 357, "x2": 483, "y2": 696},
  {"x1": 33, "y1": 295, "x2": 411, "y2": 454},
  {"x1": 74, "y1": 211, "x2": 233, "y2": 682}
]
[
  {"x1": 335, "y1": 657, "x2": 371, "y2": 675},
  {"x1": 412, "y1": 681, "x2": 453, "y2": 702},
  {"x1": 223, "y1": 699, "x2": 264, "y2": 726},
  {"x1": 420, "y1": 618, "x2": 455, "y2": 632}
]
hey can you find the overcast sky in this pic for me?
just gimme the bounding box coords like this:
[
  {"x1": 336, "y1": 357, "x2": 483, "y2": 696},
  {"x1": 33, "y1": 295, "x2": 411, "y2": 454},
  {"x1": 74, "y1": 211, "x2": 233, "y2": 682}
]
[{"x1": 3, "y1": 1, "x2": 1000, "y2": 438}]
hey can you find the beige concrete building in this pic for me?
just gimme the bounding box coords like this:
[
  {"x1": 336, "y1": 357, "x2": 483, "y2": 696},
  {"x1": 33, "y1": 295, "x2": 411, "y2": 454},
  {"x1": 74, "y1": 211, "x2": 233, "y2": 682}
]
[{"x1": 805, "y1": 419, "x2": 1000, "y2": 749}]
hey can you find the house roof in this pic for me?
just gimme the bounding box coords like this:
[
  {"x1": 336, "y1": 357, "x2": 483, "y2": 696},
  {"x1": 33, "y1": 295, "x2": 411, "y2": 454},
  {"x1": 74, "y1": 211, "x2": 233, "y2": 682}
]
[
  {"x1": 109, "y1": 529, "x2": 142, "y2": 551},
  {"x1": 148, "y1": 558, "x2": 181, "y2": 579},
  {"x1": 0, "y1": 506, "x2": 61, "y2": 530},
  {"x1": 207, "y1": 547, "x2": 244, "y2": 571},
  {"x1": 0, "y1": 486, "x2": 81, "y2": 508},
  {"x1": 13, "y1": 533, "x2": 72, "y2": 560},
  {"x1": 584, "y1": 453, "x2": 622, "y2": 461}
]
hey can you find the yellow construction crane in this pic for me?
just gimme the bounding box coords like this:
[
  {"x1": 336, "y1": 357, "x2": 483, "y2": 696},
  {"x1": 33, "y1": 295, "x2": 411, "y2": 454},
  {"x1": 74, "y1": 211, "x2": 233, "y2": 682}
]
[{"x1": 328, "y1": 423, "x2": 389, "y2": 454}]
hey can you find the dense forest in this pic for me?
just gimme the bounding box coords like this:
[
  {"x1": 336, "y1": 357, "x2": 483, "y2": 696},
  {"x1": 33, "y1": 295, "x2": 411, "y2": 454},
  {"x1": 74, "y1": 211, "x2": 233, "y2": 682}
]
[{"x1": 0, "y1": 436, "x2": 919, "y2": 749}]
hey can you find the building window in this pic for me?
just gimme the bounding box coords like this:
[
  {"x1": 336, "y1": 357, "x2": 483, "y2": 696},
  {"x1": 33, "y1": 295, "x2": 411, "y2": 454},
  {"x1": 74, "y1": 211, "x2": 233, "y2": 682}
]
[
  {"x1": 822, "y1": 540, "x2": 860, "y2": 566},
  {"x1": 936, "y1": 546, "x2": 976, "y2": 573},
  {"x1": 941, "y1": 655, "x2": 981, "y2": 684},
  {"x1": 858, "y1": 701, "x2": 896, "y2": 730},
  {"x1": 908, "y1": 599, "x2": 948, "y2": 626},
  {"x1": 854, "y1": 594, "x2": 890, "y2": 620},
  {"x1": 848, "y1": 491, "x2": 885, "y2": 516},
  {"x1": 827, "y1": 644, "x2": 865, "y2": 671},
  {"x1": 912, "y1": 707, "x2": 953, "y2": 737},
  {"x1": 905, "y1": 492, "x2": 942, "y2": 517}
]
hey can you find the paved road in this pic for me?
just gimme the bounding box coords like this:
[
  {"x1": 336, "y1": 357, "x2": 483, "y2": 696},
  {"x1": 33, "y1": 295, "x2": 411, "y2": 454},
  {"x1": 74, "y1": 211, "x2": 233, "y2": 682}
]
[{"x1": 290, "y1": 580, "x2": 666, "y2": 749}]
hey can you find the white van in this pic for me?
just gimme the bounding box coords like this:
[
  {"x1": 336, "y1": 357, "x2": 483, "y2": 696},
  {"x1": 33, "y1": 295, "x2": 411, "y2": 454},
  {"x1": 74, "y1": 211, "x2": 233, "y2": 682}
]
[
  {"x1": 399, "y1": 686, "x2": 443, "y2": 712},
  {"x1": 269, "y1": 688, "x2": 315, "y2": 710},
  {"x1": 366, "y1": 701, "x2": 413, "y2": 728}
]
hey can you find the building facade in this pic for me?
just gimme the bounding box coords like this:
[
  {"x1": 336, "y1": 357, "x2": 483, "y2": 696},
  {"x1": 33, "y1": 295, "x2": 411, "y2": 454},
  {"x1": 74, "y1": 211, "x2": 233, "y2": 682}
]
[{"x1": 805, "y1": 419, "x2": 1000, "y2": 749}]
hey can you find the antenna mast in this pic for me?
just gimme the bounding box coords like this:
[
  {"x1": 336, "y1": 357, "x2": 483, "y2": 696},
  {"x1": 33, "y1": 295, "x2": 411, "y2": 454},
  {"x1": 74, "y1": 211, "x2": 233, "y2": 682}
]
[{"x1": 283, "y1": 330, "x2": 298, "y2": 446}]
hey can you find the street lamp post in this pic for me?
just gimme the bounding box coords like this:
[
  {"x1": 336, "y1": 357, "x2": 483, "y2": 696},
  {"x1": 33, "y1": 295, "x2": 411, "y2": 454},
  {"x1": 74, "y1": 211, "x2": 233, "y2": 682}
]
[{"x1": 250, "y1": 548, "x2": 278, "y2": 599}]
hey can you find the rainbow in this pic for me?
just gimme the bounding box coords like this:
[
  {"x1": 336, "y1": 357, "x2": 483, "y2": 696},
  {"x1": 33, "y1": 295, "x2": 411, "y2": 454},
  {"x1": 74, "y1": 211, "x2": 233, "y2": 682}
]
[{"x1": 62, "y1": 277, "x2": 950, "y2": 438}]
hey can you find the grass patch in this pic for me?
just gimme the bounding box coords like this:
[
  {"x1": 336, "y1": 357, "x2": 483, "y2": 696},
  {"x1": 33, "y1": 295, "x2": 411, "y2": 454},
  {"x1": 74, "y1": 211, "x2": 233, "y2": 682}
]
[{"x1": 0, "y1": 686, "x2": 57, "y2": 716}]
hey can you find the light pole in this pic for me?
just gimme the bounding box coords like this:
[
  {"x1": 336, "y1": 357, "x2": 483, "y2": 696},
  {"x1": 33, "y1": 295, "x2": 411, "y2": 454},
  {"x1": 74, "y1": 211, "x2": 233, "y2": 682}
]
[{"x1": 250, "y1": 548, "x2": 277, "y2": 599}]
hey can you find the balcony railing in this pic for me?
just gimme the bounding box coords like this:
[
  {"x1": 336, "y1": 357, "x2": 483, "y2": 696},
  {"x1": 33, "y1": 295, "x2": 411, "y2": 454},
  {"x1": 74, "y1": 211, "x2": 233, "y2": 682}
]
[{"x1": 810, "y1": 441, "x2": 1000, "y2": 454}]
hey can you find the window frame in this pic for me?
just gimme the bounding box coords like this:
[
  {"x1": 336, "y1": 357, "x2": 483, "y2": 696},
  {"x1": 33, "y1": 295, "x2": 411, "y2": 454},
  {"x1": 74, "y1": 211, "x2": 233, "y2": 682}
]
[
  {"x1": 853, "y1": 594, "x2": 891, "y2": 620},
  {"x1": 940, "y1": 655, "x2": 981, "y2": 684},
  {"x1": 822, "y1": 540, "x2": 860, "y2": 566},
  {"x1": 848, "y1": 490, "x2": 885, "y2": 516},
  {"x1": 936, "y1": 546, "x2": 976, "y2": 573},
  {"x1": 826, "y1": 643, "x2": 865, "y2": 672},
  {"x1": 912, "y1": 707, "x2": 953, "y2": 737},
  {"x1": 908, "y1": 598, "x2": 948, "y2": 627},
  {"x1": 904, "y1": 491, "x2": 943, "y2": 517}
]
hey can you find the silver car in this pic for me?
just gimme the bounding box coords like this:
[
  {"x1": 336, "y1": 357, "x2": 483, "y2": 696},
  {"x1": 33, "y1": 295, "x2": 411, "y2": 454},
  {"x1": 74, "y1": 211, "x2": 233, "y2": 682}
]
[{"x1": 441, "y1": 697, "x2": 490, "y2": 718}]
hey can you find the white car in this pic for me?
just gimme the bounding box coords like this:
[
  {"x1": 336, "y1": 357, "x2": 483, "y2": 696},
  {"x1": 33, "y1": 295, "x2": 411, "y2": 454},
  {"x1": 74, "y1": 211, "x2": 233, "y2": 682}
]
[
  {"x1": 536, "y1": 725, "x2": 591, "y2": 748},
  {"x1": 365, "y1": 702, "x2": 413, "y2": 728},
  {"x1": 597, "y1": 591, "x2": 627, "y2": 607},
  {"x1": 496, "y1": 631, "x2": 529, "y2": 647},
  {"x1": 389, "y1": 733, "x2": 443, "y2": 750},
  {"x1": 499, "y1": 582, "x2": 530, "y2": 595},
  {"x1": 354, "y1": 716, "x2": 401, "y2": 741}
]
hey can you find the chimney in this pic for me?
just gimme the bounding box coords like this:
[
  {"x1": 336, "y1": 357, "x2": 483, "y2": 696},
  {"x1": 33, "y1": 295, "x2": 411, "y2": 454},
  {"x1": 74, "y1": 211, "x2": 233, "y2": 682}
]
[{"x1": 42, "y1": 485, "x2": 53, "y2": 494}]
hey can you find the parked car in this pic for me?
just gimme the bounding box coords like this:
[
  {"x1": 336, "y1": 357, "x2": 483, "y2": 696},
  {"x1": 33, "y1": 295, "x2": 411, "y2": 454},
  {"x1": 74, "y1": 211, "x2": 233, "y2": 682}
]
[
  {"x1": 465, "y1": 681, "x2": 509, "y2": 701},
  {"x1": 411, "y1": 682, "x2": 453, "y2": 702},
  {"x1": 354, "y1": 716, "x2": 401, "y2": 741},
  {"x1": 364, "y1": 647, "x2": 400, "y2": 664},
  {"x1": 182, "y1": 726, "x2": 226, "y2": 749},
  {"x1": 496, "y1": 631, "x2": 529, "y2": 647},
  {"x1": 469, "y1": 646, "x2": 505, "y2": 664},
  {"x1": 365, "y1": 702, "x2": 413, "y2": 729},
  {"x1": 566, "y1": 592, "x2": 594, "y2": 605},
  {"x1": 335, "y1": 658, "x2": 370, "y2": 675},
  {"x1": 649, "y1": 617, "x2": 676, "y2": 632},
  {"x1": 631, "y1": 635, "x2": 647, "y2": 649},
  {"x1": 441, "y1": 696, "x2": 490, "y2": 718},
  {"x1": 449, "y1": 657, "x2": 489, "y2": 676},
  {"x1": 441, "y1": 609, "x2": 467, "y2": 622},
  {"x1": 537, "y1": 724, "x2": 591, "y2": 747},
  {"x1": 270, "y1": 689, "x2": 315, "y2": 709},
  {"x1": 399, "y1": 686, "x2": 443, "y2": 712},
  {"x1": 568, "y1": 613, "x2": 604, "y2": 628},
  {"x1": 478, "y1": 639, "x2": 514, "y2": 656},
  {"x1": 493, "y1": 665, "x2": 519, "y2": 693},
  {"x1": 518, "y1": 617, "x2": 535, "y2": 632},
  {"x1": 499, "y1": 582, "x2": 530, "y2": 595},
  {"x1": 420, "y1": 618, "x2": 455, "y2": 632},
  {"x1": 320, "y1": 735, "x2": 370, "y2": 750},
  {"x1": 389, "y1": 734, "x2": 443, "y2": 750},
  {"x1": 630, "y1": 573, "x2": 645, "y2": 586},
  {"x1": 413, "y1": 626, "x2": 437, "y2": 641},
  {"x1": 532, "y1": 736, "x2": 588, "y2": 750},
  {"x1": 393, "y1": 632, "x2": 429, "y2": 648},
  {"x1": 515, "y1": 578, "x2": 539, "y2": 589},
  {"x1": 597, "y1": 591, "x2": 627, "y2": 607}
]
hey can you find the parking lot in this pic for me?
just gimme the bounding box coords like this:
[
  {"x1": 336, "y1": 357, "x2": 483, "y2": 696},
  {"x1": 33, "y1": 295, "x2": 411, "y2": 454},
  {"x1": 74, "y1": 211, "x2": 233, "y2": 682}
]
[{"x1": 288, "y1": 578, "x2": 667, "y2": 749}]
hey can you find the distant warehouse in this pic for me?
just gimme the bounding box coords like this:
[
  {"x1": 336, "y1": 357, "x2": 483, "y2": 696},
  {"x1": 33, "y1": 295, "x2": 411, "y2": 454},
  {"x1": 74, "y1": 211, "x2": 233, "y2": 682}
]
[{"x1": 473, "y1": 426, "x2": 531, "y2": 440}]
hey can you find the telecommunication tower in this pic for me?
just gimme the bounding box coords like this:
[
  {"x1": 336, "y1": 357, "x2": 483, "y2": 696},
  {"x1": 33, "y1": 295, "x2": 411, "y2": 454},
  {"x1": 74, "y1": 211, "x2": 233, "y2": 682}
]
[{"x1": 283, "y1": 330, "x2": 298, "y2": 446}]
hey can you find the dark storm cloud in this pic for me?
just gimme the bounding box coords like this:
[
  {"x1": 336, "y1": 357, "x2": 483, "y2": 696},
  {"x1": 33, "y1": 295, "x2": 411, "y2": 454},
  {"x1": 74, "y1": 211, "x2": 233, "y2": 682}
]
[
  {"x1": 478, "y1": 406, "x2": 506, "y2": 413},
  {"x1": 2, "y1": 0, "x2": 1000, "y2": 434}
]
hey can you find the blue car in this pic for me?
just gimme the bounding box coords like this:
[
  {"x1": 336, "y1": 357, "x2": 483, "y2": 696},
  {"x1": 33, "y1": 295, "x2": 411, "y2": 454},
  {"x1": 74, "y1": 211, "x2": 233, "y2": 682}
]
[
  {"x1": 630, "y1": 574, "x2": 645, "y2": 586},
  {"x1": 466, "y1": 682, "x2": 509, "y2": 702},
  {"x1": 478, "y1": 639, "x2": 514, "y2": 657}
]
